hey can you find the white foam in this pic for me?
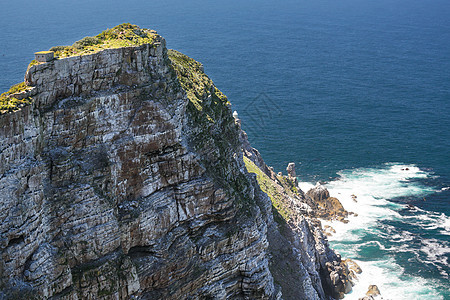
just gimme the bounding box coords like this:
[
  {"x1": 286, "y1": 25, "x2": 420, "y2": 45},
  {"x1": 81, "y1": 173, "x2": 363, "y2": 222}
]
[
  {"x1": 298, "y1": 181, "x2": 315, "y2": 194},
  {"x1": 344, "y1": 258, "x2": 444, "y2": 300},
  {"x1": 420, "y1": 239, "x2": 450, "y2": 277},
  {"x1": 403, "y1": 211, "x2": 450, "y2": 235},
  {"x1": 299, "y1": 163, "x2": 448, "y2": 299},
  {"x1": 318, "y1": 163, "x2": 437, "y2": 243}
]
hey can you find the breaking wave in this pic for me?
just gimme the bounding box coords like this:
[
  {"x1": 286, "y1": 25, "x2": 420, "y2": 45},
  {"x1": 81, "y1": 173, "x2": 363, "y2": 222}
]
[{"x1": 299, "y1": 163, "x2": 450, "y2": 299}]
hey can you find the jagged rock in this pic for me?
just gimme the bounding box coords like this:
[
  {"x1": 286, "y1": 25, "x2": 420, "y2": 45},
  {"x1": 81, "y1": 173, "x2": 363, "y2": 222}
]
[
  {"x1": 323, "y1": 225, "x2": 336, "y2": 236},
  {"x1": 306, "y1": 184, "x2": 348, "y2": 222},
  {"x1": 240, "y1": 129, "x2": 272, "y2": 177},
  {"x1": 0, "y1": 26, "x2": 277, "y2": 299},
  {"x1": 286, "y1": 162, "x2": 296, "y2": 178},
  {"x1": 344, "y1": 258, "x2": 362, "y2": 274},
  {"x1": 0, "y1": 24, "x2": 357, "y2": 300},
  {"x1": 286, "y1": 162, "x2": 299, "y2": 187},
  {"x1": 242, "y1": 137, "x2": 354, "y2": 299},
  {"x1": 323, "y1": 258, "x2": 356, "y2": 299},
  {"x1": 307, "y1": 183, "x2": 330, "y2": 202}
]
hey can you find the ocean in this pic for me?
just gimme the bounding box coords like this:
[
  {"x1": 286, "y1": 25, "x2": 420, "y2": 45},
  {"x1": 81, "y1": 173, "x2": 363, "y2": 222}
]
[{"x1": 0, "y1": 0, "x2": 449, "y2": 298}]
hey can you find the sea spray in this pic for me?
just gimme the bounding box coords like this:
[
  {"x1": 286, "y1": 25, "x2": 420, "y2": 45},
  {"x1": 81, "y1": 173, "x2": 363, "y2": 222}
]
[{"x1": 300, "y1": 163, "x2": 450, "y2": 299}]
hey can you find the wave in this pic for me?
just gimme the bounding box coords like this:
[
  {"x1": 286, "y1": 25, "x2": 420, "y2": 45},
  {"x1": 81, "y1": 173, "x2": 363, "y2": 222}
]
[
  {"x1": 299, "y1": 163, "x2": 449, "y2": 299},
  {"x1": 403, "y1": 211, "x2": 450, "y2": 236},
  {"x1": 347, "y1": 258, "x2": 444, "y2": 300}
]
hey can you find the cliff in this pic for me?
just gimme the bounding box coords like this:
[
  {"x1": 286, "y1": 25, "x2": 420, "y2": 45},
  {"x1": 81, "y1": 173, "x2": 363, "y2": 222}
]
[{"x1": 0, "y1": 24, "x2": 348, "y2": 299}]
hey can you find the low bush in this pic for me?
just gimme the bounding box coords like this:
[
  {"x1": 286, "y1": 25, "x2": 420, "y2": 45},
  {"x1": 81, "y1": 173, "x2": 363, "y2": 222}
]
[{"x1": 72, "y1": 36, "x2": 100, "y2": 49}]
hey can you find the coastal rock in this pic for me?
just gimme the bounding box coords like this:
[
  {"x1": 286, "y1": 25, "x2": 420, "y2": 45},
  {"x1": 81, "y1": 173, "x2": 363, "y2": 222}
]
[
  {"x1": 0, "y1": 27, "x2": 277, "y2": 299},
  {"x1": 344, "y1": 258, "x2": 362, "y2": 274},
  {"x1": 242, "y1": 131, "x2": 354, "y2": 299},
  {"x1": 307, "y1": 183, "x2": 330, "y2": 201},
  {"x1": 306, "y1": 184, "x2": 348, "y2": 221},
  {"x1": 323, "y1": 225, "x2": 336, "y2": 236},
  {"x1": 0, "y1": 24, "x2": 356, "y2": 300},
  {"x1": 286, "y1": 162, "x2": 296, "y2": 178},
  {"x1": 324, "y1": 259, "x2": 354, "y2": 299},
  {"x1": 366, "y1": 285, "x2": 381, "y2": 297},
  {"x1": 358, "y1": 284, "x2": 381, "y2": 300}
]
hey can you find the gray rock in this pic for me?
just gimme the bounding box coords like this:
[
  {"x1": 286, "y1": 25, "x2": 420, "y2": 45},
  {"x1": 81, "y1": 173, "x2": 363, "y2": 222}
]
[
  {"x1": 0, "y1": 31, "x2": 276, "y2": 299},
  {"x1": 307, "y1": 183, "x2": 330, "y2": 202},
  {"x1": 366, "y1": 284, "x2": 381, "y2": 297},
  {"x1": 0, "y1": 25, "x2": 351, "y2": 300},
  {"x1": 286, "y1": 162, "x2": 296, "y2": 178}
]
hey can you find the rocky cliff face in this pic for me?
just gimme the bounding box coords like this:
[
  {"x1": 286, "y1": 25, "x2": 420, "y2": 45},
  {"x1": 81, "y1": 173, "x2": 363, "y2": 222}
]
[
  {"x1": 240, "y1": 127, "x2": 353, "y2": 300},
  {"x1": 1, "y1": 25, "x2": 343, "y2": 299}
]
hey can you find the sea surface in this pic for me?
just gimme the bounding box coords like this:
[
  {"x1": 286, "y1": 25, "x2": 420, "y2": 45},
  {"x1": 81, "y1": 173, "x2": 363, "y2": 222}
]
[{"x1": 1, "y1": 0, "x2": 449, "y2": 298}]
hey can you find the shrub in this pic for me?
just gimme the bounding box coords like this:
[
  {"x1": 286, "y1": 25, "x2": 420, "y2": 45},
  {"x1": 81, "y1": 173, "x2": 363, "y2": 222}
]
[
  {"x1": 0, "y1": 82, "x2": 32, "y2": 113},
  {"x1": 73, "y1": 36, "x2": 100, "y2": 49},
  {"x1": 49, "y1": 45, "x2": 70, "y2": 52}
]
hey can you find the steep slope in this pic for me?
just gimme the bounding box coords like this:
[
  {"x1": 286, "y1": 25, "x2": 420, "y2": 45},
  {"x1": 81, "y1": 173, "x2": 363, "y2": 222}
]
[
  {"x1": 240, "y1": 126, "x2": 354, "y2": 300},
  {"x1": 1, "y1": 24, "x2": 345, "y2": 299}
]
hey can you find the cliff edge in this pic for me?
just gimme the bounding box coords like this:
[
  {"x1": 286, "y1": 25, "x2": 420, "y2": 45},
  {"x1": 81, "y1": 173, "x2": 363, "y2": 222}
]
[{"x1": 0, "y1": 24, "x2": 347, "y2": 299}]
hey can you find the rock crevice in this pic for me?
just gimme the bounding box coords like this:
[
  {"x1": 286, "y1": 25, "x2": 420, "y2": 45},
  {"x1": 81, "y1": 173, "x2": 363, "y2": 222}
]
[{"x1": 1, "y1": 25, "x2": 346, "y2": 300}]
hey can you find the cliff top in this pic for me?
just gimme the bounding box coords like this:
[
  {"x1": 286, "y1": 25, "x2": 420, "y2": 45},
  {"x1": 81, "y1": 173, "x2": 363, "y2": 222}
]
[
  {"x1": 44, "y1": 23, "x2": 158, "y2": 60},
  {"x1": 0, "y1": 24, "x2": 158, "y2": 114},
  {"x1": 0, "y1": 82, "x2": 33, "y2": 113}
]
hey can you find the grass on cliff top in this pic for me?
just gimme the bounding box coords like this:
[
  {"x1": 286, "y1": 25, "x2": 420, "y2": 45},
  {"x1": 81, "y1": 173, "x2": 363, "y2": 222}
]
[
  {"x1": 32, "y1": 23, "x2": 157, "y2": 64},
  {"x1": 168, "y1": 49, "x2": 256, "y2": 214},
  {"x1": 0, "y1": 82, "x2": 33, "y2": 113},
  {"x1": 168, "y1": 49, "x2": 229, "y2": 115},
  {"x1": 243, "y1": 156, "x2": 294, "y2": 222}
]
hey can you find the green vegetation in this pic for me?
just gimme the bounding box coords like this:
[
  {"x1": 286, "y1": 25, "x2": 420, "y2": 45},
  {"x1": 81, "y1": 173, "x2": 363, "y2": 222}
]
[
  {"x1": 4, "y1": 24, "x2": 158, "y2": 113},
  {"x1": 168, "y1": 49, "x2": 229, "y2": 113},
  {"x1": 243, "y1": 156, "x2": 294, "y2": 222},
  {"x1": 47, "y1": 23, "x2": 157, "y2": 59},
  {"x1": 278, "y1": 175, "x2": 298, "y2": 194},
  {"x1": 0, "y1": 82, "x2": 33, "y2": 113},
  {"x1": 168, "y1": 49, "x2": 255, "y2": 214},
  {"x1": 35, "y1": 50, "x2": 54, "y2": 54},
  {"x1": 4, "y1": 82, "x2": 28, "y2": 95},
  {"x1": 28, "y1": 59, "x2": 40, "y2": 67}
]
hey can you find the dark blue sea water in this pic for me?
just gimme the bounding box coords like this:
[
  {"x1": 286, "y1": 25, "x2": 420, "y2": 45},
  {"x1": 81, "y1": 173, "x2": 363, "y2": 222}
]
[{"x1": 1, "y1": 0, "x2": 449, "y2": 298}]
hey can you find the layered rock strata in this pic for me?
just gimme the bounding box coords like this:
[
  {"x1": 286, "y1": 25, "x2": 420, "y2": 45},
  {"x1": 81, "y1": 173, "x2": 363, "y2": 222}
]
[
  {"x1": 1, "y1": 25, "x2": 345, "y2": 299},
  {"x1": 0, "y1": 28, "x2": 276, "y2": 299},
  {"x1": 239, "y1": 123, "x2": 354, "y2": 299}
]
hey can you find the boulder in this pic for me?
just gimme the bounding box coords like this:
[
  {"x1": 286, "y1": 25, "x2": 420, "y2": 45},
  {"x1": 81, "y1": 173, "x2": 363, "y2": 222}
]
[
  {"x1": 366, "y1": 285, "x2": 381, "y2": 297},
  {"x1": 307, "y1": 183, "x2": 330, "y2": 202}
]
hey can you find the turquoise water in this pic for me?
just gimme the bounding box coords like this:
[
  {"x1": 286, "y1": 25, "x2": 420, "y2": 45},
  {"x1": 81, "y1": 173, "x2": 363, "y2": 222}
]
[
  {"x1": 300, "y1": 164, "x2": 449, "y2": 299},
  {"x1": 1, "y1": 0, "x2": 449, "y2": 298}
]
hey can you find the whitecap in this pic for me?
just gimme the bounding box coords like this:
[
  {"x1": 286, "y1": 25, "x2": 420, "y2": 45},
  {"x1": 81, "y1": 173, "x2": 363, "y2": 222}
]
[
  {"x1": 299, "y1": 163, "x2": 449, "y2": 299},
  {"x1": 344, "y1": 258, "x2": 444, "y2": 300},
  {"x1": 420, "y1": 239, "x2": 450, "y2": 276}
]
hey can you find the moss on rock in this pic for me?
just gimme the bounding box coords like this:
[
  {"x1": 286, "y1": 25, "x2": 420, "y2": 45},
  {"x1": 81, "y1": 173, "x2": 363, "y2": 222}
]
[
  {"x1": 168, "y1": 49, "x2": 255, "y2": 214},
  {"x1": 0, "y1": 82, "x2": 33, "y2": 113},
  {"x1": 48, "y1": 23, "x2": 158, "y2": 59},
  {"x1": 243, "y1": 156, "x2": 294, "y2": 222}
]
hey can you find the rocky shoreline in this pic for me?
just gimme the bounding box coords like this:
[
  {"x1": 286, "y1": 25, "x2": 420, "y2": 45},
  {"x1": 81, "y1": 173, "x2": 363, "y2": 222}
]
[{"x1": 1, "y1": 24, "x2": 379, "y2": 299}]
